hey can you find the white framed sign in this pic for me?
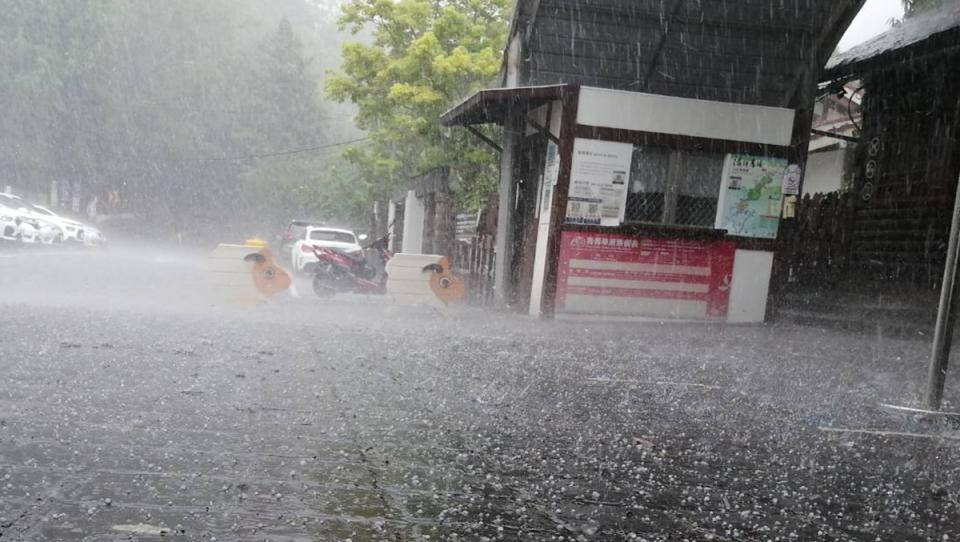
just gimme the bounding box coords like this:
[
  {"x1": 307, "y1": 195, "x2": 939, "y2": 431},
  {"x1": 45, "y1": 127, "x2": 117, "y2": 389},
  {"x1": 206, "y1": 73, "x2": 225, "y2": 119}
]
[{"x1": 565, "y1": 138, "x2": 633, "y2": 226}]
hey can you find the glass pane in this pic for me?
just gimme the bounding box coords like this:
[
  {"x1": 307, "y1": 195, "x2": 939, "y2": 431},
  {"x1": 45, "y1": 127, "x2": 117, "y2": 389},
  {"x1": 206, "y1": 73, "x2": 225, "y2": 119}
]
[
  {"x1": 309, "y1": 230, "x2": 356, "y2": 243},
  {"x1": 675, "y1": 151, "x2": 724, "y2": 227},
  {"x1": 626, "y1": 146, "x2": 670, "y2": 223},
  {"x1": 625, "y1": 192, "x2": 664, "y2": 223}
]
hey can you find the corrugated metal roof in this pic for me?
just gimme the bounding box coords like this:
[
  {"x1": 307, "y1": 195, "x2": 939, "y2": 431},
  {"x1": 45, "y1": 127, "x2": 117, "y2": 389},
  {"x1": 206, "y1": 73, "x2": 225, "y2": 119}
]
[
  {"x1": 511, "y1": 0, "x2": 862, "y2": 109},
  {"x1": 826, "y1": 3, "x2": 960, "y2": 74}
]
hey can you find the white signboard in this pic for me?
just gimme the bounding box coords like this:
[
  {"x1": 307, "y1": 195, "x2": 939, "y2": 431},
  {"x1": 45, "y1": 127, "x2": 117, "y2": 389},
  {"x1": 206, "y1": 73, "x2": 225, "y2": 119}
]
[
  {"x1": 565, "y1": 138, "x2": 633, "y2": 226},
  {"x1": 781, "y1": 164, "x2": 802, "y2": 195},
  {"x1": 544, "y1": 140, "x2": 560, "y2": 187},
  {"x1": 538, "y1": 141, "x2": 559, "y2": 225}
]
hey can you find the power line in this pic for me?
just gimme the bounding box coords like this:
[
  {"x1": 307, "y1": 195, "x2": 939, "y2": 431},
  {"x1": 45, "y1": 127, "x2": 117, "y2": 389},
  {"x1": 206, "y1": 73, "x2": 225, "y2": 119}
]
[
  {"x1": 200, "y1": 137, "x2": 369, "y2": 162},
  {"x1": 0, "y1": 136, "x2": 370, "y2": 169}
]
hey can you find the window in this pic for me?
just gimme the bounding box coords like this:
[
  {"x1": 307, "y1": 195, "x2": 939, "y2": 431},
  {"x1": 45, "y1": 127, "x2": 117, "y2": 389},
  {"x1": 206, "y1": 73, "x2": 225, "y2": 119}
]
[
  {"x1": 625, "y1": 147, "x2": 724, "y2": 228},
  {"x1": 309, "y1": 230, "x2": 357, "y2": 243},
  {"x1": 31, "y1": 205, "x2": 56, "y2": 217},
  {"x1": 287, "y1": 220, "x2": 323, "y2": 241}
]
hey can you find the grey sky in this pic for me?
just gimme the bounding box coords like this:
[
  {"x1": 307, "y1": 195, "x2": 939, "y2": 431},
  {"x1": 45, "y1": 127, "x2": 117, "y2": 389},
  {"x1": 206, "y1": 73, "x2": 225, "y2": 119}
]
[{"x1": 837, "y1": 0, "x2": 906, "y2": 51}]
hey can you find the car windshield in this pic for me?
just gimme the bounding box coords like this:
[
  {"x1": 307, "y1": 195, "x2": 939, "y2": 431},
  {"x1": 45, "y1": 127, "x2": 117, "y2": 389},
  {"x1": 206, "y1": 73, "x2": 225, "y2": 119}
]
[
  {"x1": 0, "y1": 194, "x2": 24, "y2": 209},
  {"x1": 31, "y1": 205, "x2": 56, "y2": 217},
  {"x1": 289, "y1": 221, "x2": 321, "y2": 240},
  {"x1": 309, "y1": 230, "x2": 355, "y2": 243}
]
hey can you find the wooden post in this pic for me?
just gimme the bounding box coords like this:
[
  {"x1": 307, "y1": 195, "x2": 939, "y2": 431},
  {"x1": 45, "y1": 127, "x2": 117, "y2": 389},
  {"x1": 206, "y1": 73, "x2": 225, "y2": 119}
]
[
  {"x1": 541, "y1": 85, "x2": 581, "y2": 318},
  {"x1": 494, "y1": 104, "x2": 523, "y2": 306}
]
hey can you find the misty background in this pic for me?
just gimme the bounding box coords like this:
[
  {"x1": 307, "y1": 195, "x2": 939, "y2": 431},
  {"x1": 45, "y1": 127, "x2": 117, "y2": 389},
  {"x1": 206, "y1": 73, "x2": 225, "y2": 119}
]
[
  {"x1": 1, "y1": 0, "x2": 365, "y2": 244},
  {"x1": 0, "y1": 0, "x2": 917, "y2": 246}
]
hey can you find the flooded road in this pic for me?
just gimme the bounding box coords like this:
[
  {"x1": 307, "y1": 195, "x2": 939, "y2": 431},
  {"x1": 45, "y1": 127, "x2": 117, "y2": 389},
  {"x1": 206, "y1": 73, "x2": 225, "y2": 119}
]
[{"x1": 1, "y1": 247, "x2": 959, "y2": 541}]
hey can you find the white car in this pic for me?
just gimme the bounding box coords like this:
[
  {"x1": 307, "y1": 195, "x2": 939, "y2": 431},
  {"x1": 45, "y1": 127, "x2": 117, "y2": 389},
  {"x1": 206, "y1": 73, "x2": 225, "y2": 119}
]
[
  {"x1": 291, "y1": 227, "x2": 366, "y2": 273},
  {"x1": 82, "y1": 224, "x2": 106, "y2": 247},
  {"x1": 0, "y1": 206, "x2": 17, "y2": 241},
  {"x1": 0, "y1": 194, "x2": 62, "y2": 244},
  {"x1": 30, "y1": 204, "x2": 87, "y2": 244}
]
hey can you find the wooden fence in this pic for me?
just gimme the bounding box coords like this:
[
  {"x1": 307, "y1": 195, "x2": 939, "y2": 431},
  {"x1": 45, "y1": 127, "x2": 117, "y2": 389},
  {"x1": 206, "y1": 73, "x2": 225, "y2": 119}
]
[
  {"x1": 453, "y1": 233, "x2": 496, "y2": 305},
  {"x1": 775, "y1": 192, "x2": 854, "y2": 292}
]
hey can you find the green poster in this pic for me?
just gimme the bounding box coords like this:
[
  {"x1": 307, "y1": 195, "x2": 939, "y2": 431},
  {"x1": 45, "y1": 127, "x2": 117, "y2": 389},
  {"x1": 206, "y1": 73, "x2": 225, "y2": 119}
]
[{"x1": 715, "y1": 154, "x2": 787, "y2": 239}]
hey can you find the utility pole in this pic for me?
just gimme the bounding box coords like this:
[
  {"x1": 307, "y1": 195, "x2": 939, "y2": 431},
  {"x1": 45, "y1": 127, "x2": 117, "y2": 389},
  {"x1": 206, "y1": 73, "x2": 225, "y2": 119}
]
[{"x1": 925, "y1": 170, "x2": 960, "y2": 410}]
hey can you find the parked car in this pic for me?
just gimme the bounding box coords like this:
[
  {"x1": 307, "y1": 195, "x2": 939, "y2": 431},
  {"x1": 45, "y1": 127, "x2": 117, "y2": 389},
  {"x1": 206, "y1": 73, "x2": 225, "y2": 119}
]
[
  {"x1": 0, "y1": 206, "x2": 18, "y2": 241},
  {"x1": 82, "y1": 224, "x2": 106, "y2": 247},
  {"x1": 279, "y1": 219, "x2": 326, "y2": 264},
  {"x1": 0, "y1": 193, "x2": 63, "y2": 244},
  {"x1": 29, "y1": 204, "x2": 87, "y2": 244},
  {"x1": 291, "y1": 227, "x2": 366, "y2": 273}
]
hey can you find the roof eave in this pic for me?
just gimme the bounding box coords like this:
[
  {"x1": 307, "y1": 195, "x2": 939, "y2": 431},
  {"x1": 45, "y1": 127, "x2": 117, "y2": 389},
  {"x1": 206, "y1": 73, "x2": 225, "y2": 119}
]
[{"x1": 440, "y1": 84, "x2": 572, "y2": 128}]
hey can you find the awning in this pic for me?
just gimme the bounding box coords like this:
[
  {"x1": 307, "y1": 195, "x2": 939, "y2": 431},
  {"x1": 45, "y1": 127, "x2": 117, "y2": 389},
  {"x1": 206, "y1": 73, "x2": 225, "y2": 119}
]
[{"x1": 440, "y1": 84, "x2": 571, "y2": 127}]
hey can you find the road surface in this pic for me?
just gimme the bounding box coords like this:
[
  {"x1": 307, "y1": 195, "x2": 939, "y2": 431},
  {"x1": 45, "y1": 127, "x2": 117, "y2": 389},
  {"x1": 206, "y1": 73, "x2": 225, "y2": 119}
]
[{"x1": 1, "y1": 245, "x2": 958, "y2": 541}]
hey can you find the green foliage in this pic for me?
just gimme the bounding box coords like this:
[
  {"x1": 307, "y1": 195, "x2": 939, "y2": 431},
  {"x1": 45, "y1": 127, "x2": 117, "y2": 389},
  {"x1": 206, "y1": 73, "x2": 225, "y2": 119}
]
[{"x1": 326, "y1": 0, "x2": 509, "y2": 211}]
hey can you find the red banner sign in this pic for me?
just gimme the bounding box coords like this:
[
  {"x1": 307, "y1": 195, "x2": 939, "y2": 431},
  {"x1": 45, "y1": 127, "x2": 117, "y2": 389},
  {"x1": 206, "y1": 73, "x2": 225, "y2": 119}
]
[{"x1": 557, "y1": 231, "x2": 735, "y2": 319}]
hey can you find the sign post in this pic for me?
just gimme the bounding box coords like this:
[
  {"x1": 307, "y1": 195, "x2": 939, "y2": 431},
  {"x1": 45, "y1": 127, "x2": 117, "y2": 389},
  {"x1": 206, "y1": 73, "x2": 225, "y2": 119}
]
[{"x1": 925, "y1": 171, "x2": 960, "y2": 410}]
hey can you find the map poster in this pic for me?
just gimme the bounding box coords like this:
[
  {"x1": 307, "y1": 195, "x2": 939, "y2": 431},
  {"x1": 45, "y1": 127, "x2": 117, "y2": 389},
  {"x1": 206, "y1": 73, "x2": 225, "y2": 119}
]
[
  {"x1": 715, "y1": 154, "x2": 788, "y2": 239},
  {"x1": 565, "y1": 139, "x2": 633, "y2": 227}
]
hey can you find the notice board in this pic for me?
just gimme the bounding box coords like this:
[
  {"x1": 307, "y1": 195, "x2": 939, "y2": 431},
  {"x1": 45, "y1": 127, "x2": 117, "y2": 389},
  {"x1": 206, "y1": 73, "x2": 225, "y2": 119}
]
[{"x1": 565, "y1": 139, "x2": 633, "y2": 226}]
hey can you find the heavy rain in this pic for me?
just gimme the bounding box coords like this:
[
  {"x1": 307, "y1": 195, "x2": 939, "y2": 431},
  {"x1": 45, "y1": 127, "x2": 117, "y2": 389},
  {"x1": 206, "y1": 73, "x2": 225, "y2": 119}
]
[{"x1": 1, "y1": 0, "x2": 959, "y2": 541}]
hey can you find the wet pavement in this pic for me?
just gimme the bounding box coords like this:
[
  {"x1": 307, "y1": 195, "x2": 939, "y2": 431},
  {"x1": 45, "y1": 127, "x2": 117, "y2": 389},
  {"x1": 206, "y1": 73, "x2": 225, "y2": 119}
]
[{"x1": 1, "y1": 246, "x2": 959, "y2": 541}]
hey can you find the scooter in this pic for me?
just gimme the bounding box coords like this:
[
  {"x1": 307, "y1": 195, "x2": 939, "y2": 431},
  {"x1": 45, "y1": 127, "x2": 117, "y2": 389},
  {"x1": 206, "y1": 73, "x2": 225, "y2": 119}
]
[{"x1": 310, "y1": 233, "x2": 393, "y2": 298}]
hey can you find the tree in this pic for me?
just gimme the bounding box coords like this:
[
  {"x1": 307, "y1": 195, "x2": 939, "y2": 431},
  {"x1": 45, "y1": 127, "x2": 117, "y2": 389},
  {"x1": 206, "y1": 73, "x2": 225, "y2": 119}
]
[
  {"x1": 0, "y1": 0, "x2": 359, "y2": 238},
  {"x1": 0, "y1": 0, "x2": 111, "y2": 195},
  {"x1": 326, "y1": 0, "x2": 510, "y2": 211},
  {"x1": 902, "y1": 0, "x2": 950, "y2": 16},
  {"x1": 237, "y1": 18, "x2": 333, "y2": 225}
]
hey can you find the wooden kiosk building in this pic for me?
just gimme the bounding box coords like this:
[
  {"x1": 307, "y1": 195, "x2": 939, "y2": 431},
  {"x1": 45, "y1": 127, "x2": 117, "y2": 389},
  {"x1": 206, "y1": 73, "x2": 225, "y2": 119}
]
[{"x1": 442, "y1": 0, "x2": 864, "y2": 321}]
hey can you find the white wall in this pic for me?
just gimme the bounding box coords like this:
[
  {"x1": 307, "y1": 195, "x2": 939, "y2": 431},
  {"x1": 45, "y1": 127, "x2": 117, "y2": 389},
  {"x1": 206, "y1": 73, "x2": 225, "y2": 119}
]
[
  {"x1": 528, "y1": 172, "x2": 554, "y2": 317},
  {"x1": 804, "y1": 149, "x2": 846, "y2": 195},
  {"x1": 727, "y1": 250, "x2": 774, "y2": 323},
  {"x1": 505, "y1": 34, "x2": 522, "y2": 88},
  {"x1": 387, "y1": 200, "x2": 398, "y2": 252},
  {"x1": 577, "y1": 87, "x2": 795, "y2": 147},
  {"x1": 402, "y1": 190, "x2": 425, "y2": 254}
]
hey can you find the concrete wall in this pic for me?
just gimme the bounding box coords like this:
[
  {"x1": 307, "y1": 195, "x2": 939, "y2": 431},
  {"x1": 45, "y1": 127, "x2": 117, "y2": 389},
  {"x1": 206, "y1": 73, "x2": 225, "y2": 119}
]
[
  {"x1": 401, "y1": 190, "x2": 424, "y2": 254},
  {"x1": 727, "y1": 250, "x2": 774, "y2": 323}
]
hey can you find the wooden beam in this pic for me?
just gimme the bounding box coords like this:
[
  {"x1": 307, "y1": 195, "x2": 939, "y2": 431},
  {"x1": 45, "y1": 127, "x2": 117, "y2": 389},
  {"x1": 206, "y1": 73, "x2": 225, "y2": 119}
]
[
  {"x1": 525, "y1": 118, "x2": 560, "y2": 145},
  {"x1": 465, "y1": 126, "x2": 503, "y2": 154},
  {"x1": 541, "y1": 86, "x2": 581, "y2": 318}
]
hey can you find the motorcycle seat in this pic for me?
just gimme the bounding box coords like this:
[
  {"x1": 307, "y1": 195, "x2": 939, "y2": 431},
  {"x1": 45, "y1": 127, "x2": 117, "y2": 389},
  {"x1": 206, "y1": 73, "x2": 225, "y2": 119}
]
[{"x1": 329, "y1": 247, "x2": 366, "y2": 263}]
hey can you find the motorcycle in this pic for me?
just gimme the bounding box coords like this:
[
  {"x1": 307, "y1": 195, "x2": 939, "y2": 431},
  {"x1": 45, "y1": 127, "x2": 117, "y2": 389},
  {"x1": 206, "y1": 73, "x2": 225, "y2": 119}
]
[{"x1": 310, "y1": 233, "x2": 393, "y2": 298}]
